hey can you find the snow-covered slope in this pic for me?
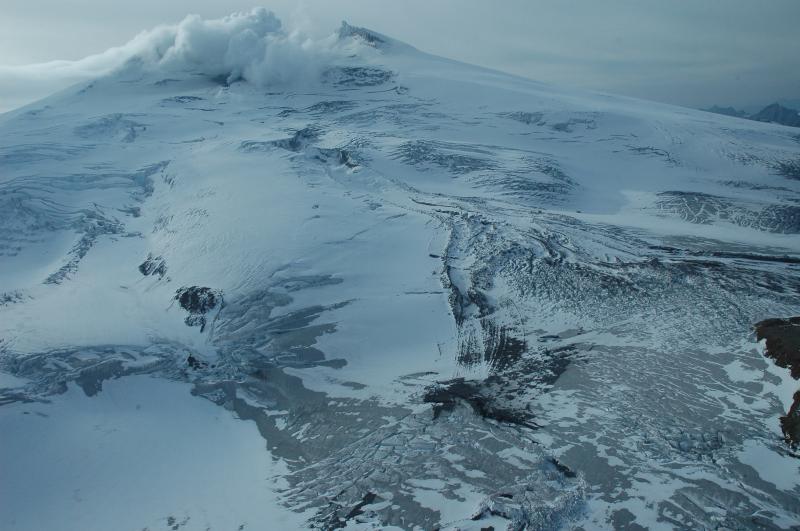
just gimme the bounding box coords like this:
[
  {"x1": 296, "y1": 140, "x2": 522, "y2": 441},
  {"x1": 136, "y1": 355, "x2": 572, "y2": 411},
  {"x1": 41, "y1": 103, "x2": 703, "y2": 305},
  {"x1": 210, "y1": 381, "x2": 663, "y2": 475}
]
[{"x1": 1, "y1": 9, "x2": 799, "y2": 530}]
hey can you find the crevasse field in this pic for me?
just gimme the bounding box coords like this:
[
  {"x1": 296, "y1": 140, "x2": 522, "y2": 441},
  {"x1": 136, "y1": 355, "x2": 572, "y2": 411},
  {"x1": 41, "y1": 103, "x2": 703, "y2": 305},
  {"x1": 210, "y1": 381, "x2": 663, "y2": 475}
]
[{"x1": 1, "y1": 8, "x2": 799, "y2": 530}]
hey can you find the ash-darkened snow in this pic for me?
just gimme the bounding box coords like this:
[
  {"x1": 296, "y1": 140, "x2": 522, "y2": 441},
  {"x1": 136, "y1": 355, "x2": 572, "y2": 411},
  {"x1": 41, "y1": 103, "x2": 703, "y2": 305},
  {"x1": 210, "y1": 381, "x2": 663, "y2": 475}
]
[{"x1": 1, "y1": 9, "x2": 799, "y2": 531}]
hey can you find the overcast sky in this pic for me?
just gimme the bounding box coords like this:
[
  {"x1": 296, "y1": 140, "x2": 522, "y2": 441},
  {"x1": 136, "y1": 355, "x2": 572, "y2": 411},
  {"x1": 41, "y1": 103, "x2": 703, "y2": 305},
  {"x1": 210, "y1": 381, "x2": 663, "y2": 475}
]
[{"x1": 1, "y1": 0, "x2": 798, "y2": 113}]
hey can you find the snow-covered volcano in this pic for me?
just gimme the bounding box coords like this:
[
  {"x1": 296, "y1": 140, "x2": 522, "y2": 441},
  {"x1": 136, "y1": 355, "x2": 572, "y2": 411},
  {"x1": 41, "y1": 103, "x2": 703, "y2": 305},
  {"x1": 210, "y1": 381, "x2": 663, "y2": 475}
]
[{"x1": 1, "y1": 9, "x2": 799, "y2": 530}]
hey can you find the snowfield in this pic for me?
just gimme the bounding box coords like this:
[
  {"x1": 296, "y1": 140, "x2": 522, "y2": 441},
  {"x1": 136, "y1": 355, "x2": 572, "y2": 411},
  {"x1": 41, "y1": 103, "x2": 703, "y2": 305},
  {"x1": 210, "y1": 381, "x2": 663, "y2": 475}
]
[{"x1": 1, "y1": 8, "x2": 799, "y2": 530}]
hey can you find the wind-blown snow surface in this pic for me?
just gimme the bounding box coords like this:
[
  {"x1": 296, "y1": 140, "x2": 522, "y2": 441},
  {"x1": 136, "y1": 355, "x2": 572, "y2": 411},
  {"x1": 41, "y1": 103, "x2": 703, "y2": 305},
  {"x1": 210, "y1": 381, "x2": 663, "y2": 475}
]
[{"x1": 2, "y1": 9, "x2": 800, "y2": 530}]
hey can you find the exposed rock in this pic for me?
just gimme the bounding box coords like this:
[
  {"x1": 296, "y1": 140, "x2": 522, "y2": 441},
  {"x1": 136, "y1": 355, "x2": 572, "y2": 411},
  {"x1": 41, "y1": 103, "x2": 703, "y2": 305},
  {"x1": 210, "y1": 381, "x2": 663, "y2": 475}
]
[
  {"x1": 783, "y1": 391, "x2": 800, "y2": 450},
  {"x1": 755, "y1": 317, "x2": 800, "y2": 379},
  {"x1": 174, "y1": 286, "x2": 223, "y2": 332},
  {"x1": 338, "y1": 21, "x2": 388, "y2": 47},
  {"x1": 186, "y1": 355, "x2": 208, "y2": 370},
  {"x1": 423, "y1": 378, "x2": 537, "y2": 429},
  {"x1": 138, "y1": 254, "x2": 167, "y2": 278},
  {"x1": 755, "y1": 316, "x2": 800, "y2": 448}
]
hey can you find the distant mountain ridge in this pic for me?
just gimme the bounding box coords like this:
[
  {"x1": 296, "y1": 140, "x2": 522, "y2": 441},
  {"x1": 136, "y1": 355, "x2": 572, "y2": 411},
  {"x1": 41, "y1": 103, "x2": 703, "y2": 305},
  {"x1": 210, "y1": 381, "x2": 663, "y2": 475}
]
[
  {"x1": 705, "y1": 105, "x2": 748, "y2": 118},
  {"x1": 704, "y1": 102, "x2": 800, "y2": 127},
  {"x1": 751, "y1": 103, "x2": 800, "y2": 127}
]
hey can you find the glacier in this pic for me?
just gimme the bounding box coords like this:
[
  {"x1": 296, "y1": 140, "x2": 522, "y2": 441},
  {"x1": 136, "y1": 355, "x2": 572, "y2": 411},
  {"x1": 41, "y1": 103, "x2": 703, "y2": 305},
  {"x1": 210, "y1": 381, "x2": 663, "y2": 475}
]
[{"x1": 1, "y1": 8, "x2": 799, "y2": 530}]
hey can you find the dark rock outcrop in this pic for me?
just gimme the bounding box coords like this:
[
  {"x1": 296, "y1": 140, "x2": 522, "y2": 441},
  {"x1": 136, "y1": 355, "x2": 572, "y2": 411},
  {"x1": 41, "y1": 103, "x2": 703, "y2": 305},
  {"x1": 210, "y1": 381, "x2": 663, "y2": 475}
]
[
  {"x1": 783, "y1": 390, "x2": 800, "y2": 450},
  {"x1": 138, "y1": 254, "x2": 167, "y2": 278},
  {"x1": 755, "y1": 316, "x2": 800, "y2": 448},
  {"x1": 423, "y1": 378, "x2": 537, "y2": 429},
  {"x1": 755, "y1": 317, "x2": 800, "y2": 379},
  {"x1": 175, "y1": 286, "x2": 223, "y2": 332}
]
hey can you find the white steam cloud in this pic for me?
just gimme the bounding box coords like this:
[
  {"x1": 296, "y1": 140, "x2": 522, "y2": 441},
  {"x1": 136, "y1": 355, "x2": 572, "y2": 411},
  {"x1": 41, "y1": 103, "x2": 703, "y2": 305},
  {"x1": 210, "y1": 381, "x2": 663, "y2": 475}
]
[{"x1": 0, "y1": 8, "x2": 360, "y2": 113}]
